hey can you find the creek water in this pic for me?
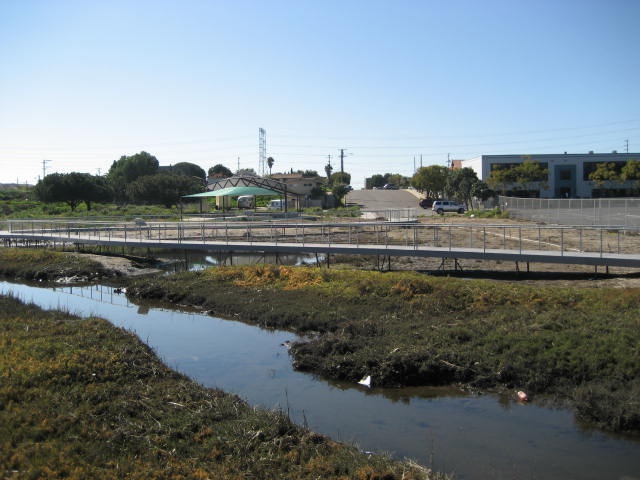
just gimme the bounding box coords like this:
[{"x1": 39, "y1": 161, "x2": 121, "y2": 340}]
[{"x1": 1, "y1": 280, "x2": 639, "y2": 480}]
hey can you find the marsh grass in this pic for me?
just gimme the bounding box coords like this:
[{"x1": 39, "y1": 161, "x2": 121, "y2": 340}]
[
  {"x1": 0, "y1": 295, "x2": 440, "y2": 479},
  {"x1": 124, "y1": 265, "x2": 640, "y2": 434},
  {"x1": 0, "y1": 248, "x2": 112, "y2": 282}
]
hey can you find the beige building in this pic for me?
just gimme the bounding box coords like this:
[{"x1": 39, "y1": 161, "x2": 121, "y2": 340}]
[{"x1": 270, "y1": 173, "x2": 327, "y2": 208}]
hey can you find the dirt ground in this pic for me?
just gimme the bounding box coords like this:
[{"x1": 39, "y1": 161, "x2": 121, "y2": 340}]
[{"x1": 77, "y1": 253, "x2": 163, "y2": 277}]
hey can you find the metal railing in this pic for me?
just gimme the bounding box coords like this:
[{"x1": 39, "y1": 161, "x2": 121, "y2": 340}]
[{"x1": 3, "y1": 218, "x2": 640, "y2": 257}]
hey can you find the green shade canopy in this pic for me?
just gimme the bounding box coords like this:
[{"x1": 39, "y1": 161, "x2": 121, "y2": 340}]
[{"x1": 183, "y1": 186, "x2": 281, "y2": 198}]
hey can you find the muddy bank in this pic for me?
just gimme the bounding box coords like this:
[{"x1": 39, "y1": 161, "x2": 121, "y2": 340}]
[{"x1": 0, "y1": 248, "x2": 161, "y2": 283}]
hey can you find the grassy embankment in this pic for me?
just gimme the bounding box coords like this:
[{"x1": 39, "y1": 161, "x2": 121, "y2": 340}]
[
  {"x1": 0, "y1": 248, "x2": 114, "y2": 282},
  {"x1": 1, "y1": 249, "x2": 639, "y2": 435},
  {"x1": 121, "y1": 264, "x2": 640, "y2": 435},
  {"x1": 0, "y1": 295, "x2": 438, "y2": 480}
]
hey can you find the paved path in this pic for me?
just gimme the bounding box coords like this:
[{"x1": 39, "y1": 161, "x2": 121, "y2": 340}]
[{"x1": 346, "y1": 189, "x2": 424, "y2": 211}]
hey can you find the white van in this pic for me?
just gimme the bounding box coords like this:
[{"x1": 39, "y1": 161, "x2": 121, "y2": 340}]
[
  {"x1": 237, "y1": 195, "x2": 255, "y2": 209},
  {"x1": 267, "y1": 199, "x2": 285, "y2": 211}
]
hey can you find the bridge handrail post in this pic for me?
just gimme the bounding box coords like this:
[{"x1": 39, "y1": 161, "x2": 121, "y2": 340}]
[
  {"x1": 519, "y1": 227, "x2": 522, "y2": 254},
  {"x1": 483, "y1": 227, "x2": 486, "y2": 253},
  {"x1": 579, "y1": 228, "x2": 582, "y2": 252},
  {"x1": 538, "y1": 227, "x2": 541, "y2": 250},
  {"x1": 600, "y1": 229, "x2": 603, "y2": 258}
]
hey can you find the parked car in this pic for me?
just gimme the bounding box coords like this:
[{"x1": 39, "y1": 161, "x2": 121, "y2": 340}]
[
  {"x1": 268, "y1": 199, "x2": 286, "y2": 210},
  {"x1": 383, "y1": 183, "x2": 399, "y2": 190},
  {"x1": 237, "y1": 195, "x2": 255, "y2": 209},
  {"x1": 419, "y1": 198, "x2": 433, "y2": 209},
  {"x1": 431, "y1": 200, "x2": 466, "y2": 214}
]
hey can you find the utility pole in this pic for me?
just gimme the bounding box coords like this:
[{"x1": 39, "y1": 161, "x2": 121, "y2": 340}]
[
  {"x1": 42, "y1": 159, "x2": 51, "y2": 179},
  {"x1": 625, "y1": 139, "x2": 629, "y2": 154},
  {"x1": 340, "y1": 149, "x2": 345, "y2": 173}
]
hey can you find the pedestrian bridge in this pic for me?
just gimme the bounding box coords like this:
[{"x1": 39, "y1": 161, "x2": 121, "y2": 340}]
[{"x1": 2, "y1": 219, "x2": 640, "y2": 271}]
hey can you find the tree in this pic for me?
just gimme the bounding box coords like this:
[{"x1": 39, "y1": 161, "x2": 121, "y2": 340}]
[
  {"x1": 267, "y1": 157, "x2": 274, "y2": 175},
  {"x1": 514, "y1": 161, "x2": 548, "y2": 191},
  {"x1": 208, "y1": 164, "x2": 233, "y2": 178},
  {"x1": 620, "y1": 159, "x2": 640, "y2": 193},
  {"x1": 324, "y1": 163, "x2": 333, "y2": 181},
  {"x1": 171, "y1": 162, "x2": 206, "y2": 182},
  {"x1": 621, "y1": 159, "x2": 640, "y2": 181},
  {"x1": 82, "y1": 175, "x2": 113, "y2": 210},
  {"x1": 470, "y1": 180, "x2": 494, "y2": 210},
  {"x1": 330, "y1": 171, "x2": 351, "y2": 186},
  {"x1": 126, "y1": 173, "x2": 204, "y2": 208},
  {"x1": 588, "y1": 162, "x2": 619, "y2": 186},
  {"x1": 385, "y1": 173, "x2": 409, "y2": 187},
  {"x1": 487, "y1": 161, "x2": 548, "y2": 196},
  {"x1": 34, "y1": 173, "x2": 112, "y2": 211},
  {"x1": 487, "y1": 165, "x2": 518, "y2": 195},
  {"x1": 331, "y1": 184, "x2": 351, "y2": 207},
  {"x1": 107, "y1": 152, "x2": 159, "y2": 201},
  {"x1": 411, "y1": 165, "x2": 449, "y2": 198},
  {"x1": 367, "y1": 174, "x2": 385, "y2": 189},
  {"x1": 445, "y1": 167, "x2": 478, "y2": 207}
]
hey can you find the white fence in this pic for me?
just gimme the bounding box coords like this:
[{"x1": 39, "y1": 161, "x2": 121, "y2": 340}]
[{"x1": 499, "y1": 196, "x2": 640, "y2": 227}]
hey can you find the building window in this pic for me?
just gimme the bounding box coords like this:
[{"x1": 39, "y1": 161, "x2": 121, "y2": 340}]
[{"x1": 559, "y1": 169, "x2": 572, "y2": 181}]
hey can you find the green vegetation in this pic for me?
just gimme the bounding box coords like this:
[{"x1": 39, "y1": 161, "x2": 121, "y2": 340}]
[
  {"x1": 0, "y1": 295, "x2": 437, "y2": 479},
  {"x1": 0, "y1": 249, "x2": 112, "y2": 282},
  {"x1": 466, "y1": 207, "x2": 509, "y2": 219},
  {"x1": 122, "y1": 265, "x2": 640, "y2": 434},
  {"x1": 2, "y1": 249, "x2": 639, "y2": 436},
  {"x1": 0, "y1": 196, "x2": 203, "y2": 219}
]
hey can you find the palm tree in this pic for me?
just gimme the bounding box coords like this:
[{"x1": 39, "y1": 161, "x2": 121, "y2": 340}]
[
  {"x1": 267, "y1": 157, "x2": 274, "y2": 176},
  {"x1": 325, "y1": 162, "x2": 333, "y2": 182}
]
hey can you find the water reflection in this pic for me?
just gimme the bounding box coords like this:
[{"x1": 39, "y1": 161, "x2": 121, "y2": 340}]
[{"x1": 1, "y1": 281, "x2": 638, "y2": 480}]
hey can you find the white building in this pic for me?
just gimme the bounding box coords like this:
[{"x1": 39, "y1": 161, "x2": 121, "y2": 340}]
[{"x1": 462, "y1": 152, "x2": 640, "y2": 198}]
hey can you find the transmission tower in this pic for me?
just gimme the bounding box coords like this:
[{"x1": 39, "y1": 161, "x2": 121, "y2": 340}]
[{"x1": 258, "y1": 128, "x2": 266, "y2": 176}]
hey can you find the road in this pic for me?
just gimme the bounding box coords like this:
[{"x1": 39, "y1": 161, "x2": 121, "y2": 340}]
[{"x1": 345, "y1": 188, "x2": 424, "y2": 211}]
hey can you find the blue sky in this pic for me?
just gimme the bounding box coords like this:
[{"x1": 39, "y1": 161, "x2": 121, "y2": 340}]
[{"x1": 1, "y1": 0, "x2": 639, "y2": 188}]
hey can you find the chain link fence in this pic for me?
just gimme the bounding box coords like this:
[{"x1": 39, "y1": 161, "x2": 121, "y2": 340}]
[{"x1": 499, "y1": 196, "x2": 640, "y2": 227}]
